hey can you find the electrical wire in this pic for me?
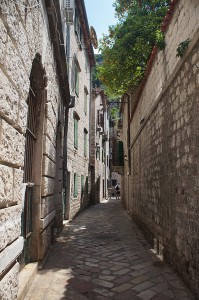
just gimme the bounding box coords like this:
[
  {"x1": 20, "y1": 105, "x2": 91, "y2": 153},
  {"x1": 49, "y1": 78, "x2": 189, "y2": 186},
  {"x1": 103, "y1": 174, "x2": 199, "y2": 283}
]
[{"x1": 10, "y1": 0, "x2": 40, "y2": 9}]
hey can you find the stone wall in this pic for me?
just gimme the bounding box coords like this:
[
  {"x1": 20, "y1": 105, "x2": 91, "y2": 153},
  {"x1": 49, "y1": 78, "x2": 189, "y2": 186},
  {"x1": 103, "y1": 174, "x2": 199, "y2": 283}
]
[
  {"x1": 0, "y1": 0, "x2": 65, "y2": 297},
  {"x1": 90, "y1": 91, "x2": 109, "y2": 203},
  {"x1": 66, "y1": 5, "x2": 92, "y2": 219},
  {"x1": 123, "y1": 0, "x2": 199, "y2": 296}
]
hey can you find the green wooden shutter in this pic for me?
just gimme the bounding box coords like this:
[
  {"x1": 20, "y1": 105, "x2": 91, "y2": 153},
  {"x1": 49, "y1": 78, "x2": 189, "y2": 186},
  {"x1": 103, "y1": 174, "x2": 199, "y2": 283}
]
[
  {"x1": 84, "y1": 91, "x2": 87, "y2": 114},
  {"x1": 84, "y1": 130, "x2": 87, "y2": 157},
  {"x1": 74, "y1": 173, "x2": 78, "y2": 197},
  {"x1": 81, "y1": 175, "x2": 84, "y2": 196},
  {"x1": 85, "y1": 176, "x2": 88, "y2": 194},
  {"x1": 75, "y1": 65, "x2": 79, "y2": 96},
  {"x1": 74, "y1": 118, "x2": 78, "y2": 149}
]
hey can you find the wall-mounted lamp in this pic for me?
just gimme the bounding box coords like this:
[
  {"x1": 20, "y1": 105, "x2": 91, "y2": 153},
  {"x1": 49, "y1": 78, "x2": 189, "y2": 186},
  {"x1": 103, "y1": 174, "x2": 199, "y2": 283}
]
[{"x1": 124, "y1": 154, "x2": 128, "y2": 161}]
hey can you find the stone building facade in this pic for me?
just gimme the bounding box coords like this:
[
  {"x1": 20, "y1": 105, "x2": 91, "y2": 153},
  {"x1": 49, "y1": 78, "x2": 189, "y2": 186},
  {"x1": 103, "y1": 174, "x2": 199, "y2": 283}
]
[
  {"x1": 90, "y1": 88, "x2": 110, "y2": 203},
  {"x1": 64, "y1": 0, "x2": 95, "y2": 219},
  {"x1": 121, "y1": 0, "x2": 199, "y2": 297},
  {"x1": 0, "y1": 0, "x2": 70, "y2": 298}
]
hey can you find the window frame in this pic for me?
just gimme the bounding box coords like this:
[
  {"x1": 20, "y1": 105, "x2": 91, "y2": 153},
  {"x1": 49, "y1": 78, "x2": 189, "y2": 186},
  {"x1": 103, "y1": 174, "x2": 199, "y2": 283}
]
[
  {"x1": 74, "y1": 112, "x2": 80, "y2": 149},
  {"x1": 74, "y1": 173, "x2": 78, "y2": 198},
  {"x1": 84, "y1": 128, "x2": 88, "y2": 157}
]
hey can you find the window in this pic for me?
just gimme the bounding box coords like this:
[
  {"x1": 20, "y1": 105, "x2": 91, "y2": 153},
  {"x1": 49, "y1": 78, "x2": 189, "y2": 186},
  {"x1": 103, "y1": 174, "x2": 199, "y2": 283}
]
[
  {"x1": 84, "y1": 129, "x2": 88, "y2": 157},
  {"x1": 102, "y1": 149, "x2": 104, "y2": 162},
  {"x1": 74, "y1": 112, "x2": 80, "y2": 149},
  {"x1": 81, "y1": 175, "x2": 84, "y2": 197},
  {"x1": 74, "y1": 8, "x2": 83, "y2": 49},
  {"x1": 84, "y1": 88, "x2": 88, "y2": 114},
  {"x1": 85, "y1": 176, "x2": 88, "y2": 194},
  {"x1": 74, "y1": 173, "x2": 78, "y2": 197},
  {"x1": 75, "y1": 63, "x2": 79, "y2": 96},
  {"x1": 96, "y1": 144, "x2": 100, "y2": 160}
]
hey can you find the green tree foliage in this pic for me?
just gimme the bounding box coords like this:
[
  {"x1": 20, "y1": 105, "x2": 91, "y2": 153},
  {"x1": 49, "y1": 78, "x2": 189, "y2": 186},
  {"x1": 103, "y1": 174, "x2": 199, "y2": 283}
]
[
  {"x1": 92, "y1": 54, "x2": 103, "y2": 87},
  {"x1": 98, "y1": 0, "x2": 169, "y2": 95}
]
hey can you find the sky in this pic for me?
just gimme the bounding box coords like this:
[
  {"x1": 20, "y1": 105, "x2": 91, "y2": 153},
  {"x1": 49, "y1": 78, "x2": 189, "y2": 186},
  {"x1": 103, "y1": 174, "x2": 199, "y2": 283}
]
[{"x1": 84, "y1": 0, "x2": 118, "y2": 53}]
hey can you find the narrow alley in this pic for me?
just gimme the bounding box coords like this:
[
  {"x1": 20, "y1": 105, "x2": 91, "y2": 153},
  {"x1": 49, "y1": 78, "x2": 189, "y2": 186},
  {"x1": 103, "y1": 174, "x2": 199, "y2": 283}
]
[{"x1": 24, "y1": 199, "x2": 193, "y2": 300}]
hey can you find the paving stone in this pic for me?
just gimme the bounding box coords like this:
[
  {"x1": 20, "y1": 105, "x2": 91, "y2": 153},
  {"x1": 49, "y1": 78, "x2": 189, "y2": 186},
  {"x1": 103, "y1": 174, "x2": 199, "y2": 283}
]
[
  {"x1": 133, "y1": 281, "x2": 154, "y2": 293},
  {"x1": 137, "y1": 289, "x2": 157, "y2": 300},
  {"x1": 93, "y1": 279, "x2": 114, "y2": 288},
  {"x1": 99, "y1": 275, "x2": 116, "y2": 281},
  {"x1": 112, "y1": 289, "x2": 141, "y2": 300},
  {"x1": 93, "y1": 287, "x2": 115, "y2": 297},
  {"x1": 151, "y1": 293, "x2": 174, "y2": 300},
  {"x1": 114, "y1": 274, "x2": 133, "y2": 285},
  {"x1": 130, "y1": 269, "x2": 149, "y2": 277},
  {"x1": 151, "y1": 282, "x2": 169, "y2": 293},
  {"x1": 113, "y1": 268, "x2": 131, "y2": 275},
  {"x1": 112, "y1": 283, "x2": 133, "y2": 293},
  {"x1": 162, "y1": 289, "x2": 175, "y2": 298},
  {"x1": 23, "y1": 199, "x2": 193, "y2": 300},
  {"x1": 131, "y1": 275, "x2": 150, "y2": 285}
]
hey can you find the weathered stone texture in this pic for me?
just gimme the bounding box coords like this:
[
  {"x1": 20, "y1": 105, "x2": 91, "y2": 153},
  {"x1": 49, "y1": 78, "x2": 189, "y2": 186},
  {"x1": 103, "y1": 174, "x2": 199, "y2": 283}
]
[
  {"x1": 42, "y1": 155, "x2": 56, "y2": 178},
  {"x1": 0, "y1": 72, "x2": 19, "y2": 124},
  {"x1": 13, "y1": 168, "x2": 23, "y2": 205},
  {"x1": 0, "y1": 262, "x2": 19, "y2": 300},
  {"x1": 42, "y1": 176, "x2": 55, "y2": 197},
  {"x1": 0, "y1": 205, "x2": 21, "y2": 251},
  {"x1": 0, "y1": 118, "x2": 25, "y2": 167},
  {"x1": 43, "y1": 135, "x2": 56, "y2": 162},
  {"x1": 45, "y1": 118, "x2": 56, "y2": 147},
  {"x1": 66, "y1": 23, "x2": 91, "y2": 219},
  {"x1": 40, "y1": 196, "x2": 54, "y2": 218},
  {"x1": 131, "y1": 0, "x2": 199, "y2": 139},
  {"x1": 40, "y1": 224, "x2": 52, "y2": 259},
  {"x1": 127, "y1": 34, "x2": 199, "y2": 298},
  {"x1": 45, "y1": 102, "x2": 57, "y2": 129},
  {"x1": 0, "y1": 164, "x2": 13, "y2": 206}
]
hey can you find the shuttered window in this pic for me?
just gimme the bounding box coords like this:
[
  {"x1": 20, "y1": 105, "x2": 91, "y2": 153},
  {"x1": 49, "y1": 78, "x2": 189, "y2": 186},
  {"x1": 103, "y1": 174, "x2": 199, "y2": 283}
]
[
  {"x1": 74, "y1": 117, "x2": 78, "y2": 149},
  {"x1": 85, "y1": 176, "x2": 88, "y2": 194},
  {"x1": 74, "y1": 173, "x2": 78, "y2": 197},
  {"x1": 75, "y1": 64, "x2": 79, "y2": 96},
  {"x1": 84, "y1": 89, "x2": 87, "y2": 114},
  {"x1": 84, "y1": 129, "x2": 88, "y2": 157},
  {"x1": 81, "y1": 175, "x2": 84, "y2": 196}
]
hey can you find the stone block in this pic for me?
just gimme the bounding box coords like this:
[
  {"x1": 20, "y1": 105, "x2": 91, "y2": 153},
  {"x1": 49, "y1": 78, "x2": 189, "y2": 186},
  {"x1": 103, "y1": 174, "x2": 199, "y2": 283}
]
[
  {"x1": 0, "y1": 205, "x2": 21, "y2": 251},
  {"x1": 0, "y1": 164, "x2": 13, "y2": 207},
  {"x1": 13, "y1": 168, "x2": 24, "y2": 205},
  {"x1": 46, "y1": 101, "x2": 57, "y2": 128},
  {"x1": 0, "y1": 71, "x2": 19, "y2": 125},
  {"x1": 1, "y1": 38, "x2": 29, "y2": 100},
  {"x1": 40, "y1": 224, "x2": 52, "y2": 259},
  {"x1": 0, "y1": 19, "x2": 7, "y2": 63},
  {"x1": 40, "y1": 195, "x2": 55, "y2": 218},
  {"x1": 42, "y1": 155, "x2": 56, "y2": 178},
  {"x1": 43, "y1": 135, "x2": 56, "y2": 162},
  {"x1": 0, "y1": 262, "x2": 20, "y2": 300},
  {"x1": 0, "y1": 119, "x2": 25, "y2": 167},
  {"x1": 45, "y1": 118, "x2": 56, "y2": 146},
  {"x1": 18, "y1": 100, "x2": 28, "y2": 133},
  {"x1": 41, "y1": 176, "x2": 55, "y2": 197}
]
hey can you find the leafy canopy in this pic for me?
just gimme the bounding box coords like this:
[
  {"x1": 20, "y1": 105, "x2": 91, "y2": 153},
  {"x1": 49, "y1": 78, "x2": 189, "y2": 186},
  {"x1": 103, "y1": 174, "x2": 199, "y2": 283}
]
[{"x1": 98, "y1": 0, "x2": 169, "y2": 95}]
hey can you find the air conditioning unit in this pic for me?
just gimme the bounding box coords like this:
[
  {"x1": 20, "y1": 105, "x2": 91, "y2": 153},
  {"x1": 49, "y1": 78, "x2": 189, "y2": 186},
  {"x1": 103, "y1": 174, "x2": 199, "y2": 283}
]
[{"x1": 63, "y1": 0, "x2": 74, "y2": 24}]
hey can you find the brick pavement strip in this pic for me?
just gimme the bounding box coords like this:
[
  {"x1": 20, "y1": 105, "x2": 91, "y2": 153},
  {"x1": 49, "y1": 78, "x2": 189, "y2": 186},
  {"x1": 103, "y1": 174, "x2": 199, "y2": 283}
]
[{"x1": 24, "y1": 199, "x2": 194, "y2": 300}]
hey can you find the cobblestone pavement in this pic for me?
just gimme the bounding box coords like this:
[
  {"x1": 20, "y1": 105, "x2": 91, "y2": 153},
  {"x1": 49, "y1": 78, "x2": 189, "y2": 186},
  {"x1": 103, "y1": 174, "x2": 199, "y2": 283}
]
[{"x1": 24, "y1": 199, "x2": 194, "y2": 300}]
